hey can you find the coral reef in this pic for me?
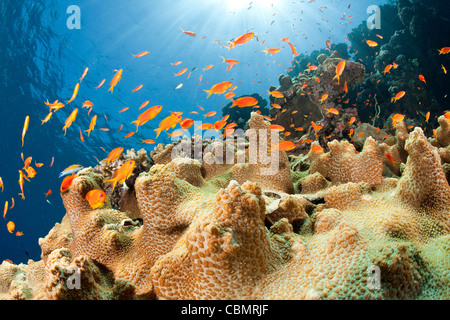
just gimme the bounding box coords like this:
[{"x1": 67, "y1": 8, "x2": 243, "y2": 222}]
[
  {"x1": 268, "y1": 51, "x2": 365, "y2": 144},
  {"x1": 1, "y1": 112, "x2": 450, "y2": 300}
]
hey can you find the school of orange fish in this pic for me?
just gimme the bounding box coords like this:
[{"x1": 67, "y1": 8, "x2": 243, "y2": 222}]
[{"x1": 2, "y1": 4, "x2": 449, "y2": 257}]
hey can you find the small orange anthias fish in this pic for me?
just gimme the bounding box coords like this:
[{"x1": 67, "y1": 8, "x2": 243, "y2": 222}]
[
  {"x1": 385, "y1": 153, "x2": 398, "y2": 166},
  {"x1": 85, "y1": 189, "x2": 107, "y2": 209},
  {"x1": 62, "y1": 108, "x2": 78, "y2": 135},
  {"x1": 131, "y1": 105, "x2": 163, "y2": 132},
  {"x1": 104, "y1": 147, "x2": 124, "y2": 164},
  {"x1": 66, "y1": 83, "x2": 79, "y2": 104},
  {"x1": 230, "y1": 96, "x2": 258, "y2": 108},
  {"x1": 366, "y1": 40, "x2": 378, "y2": 47},
  {"x1": 180, "y1": 27, "x2": 197, "y2": 37},
  {"x1": 227, "y1": 32, "x2": 254, "y2": 49},
  {"x1": 105, "y1": 160, "x2": 135, "y2": 192},
  {"x1": 204, "y1": 81, "x2": 233, "y2": 98},
  {"x1": 391, "y1": 91, "x2": 406, "y2": 103},
  {"x1": 22, "y1": 115, "x2": 29, "y2": 147},
  {"x1": 154, "y1": 112, "x2": 183, "y2": 138},
  {"x1": 60, "y1": 175, "x2": 76, "y2": 193},
  {"x1": 333, "y1": 60, "x2": 346, "y2": 84},
  {"x1": 133, "y1": 51, "x2": 150, "y2": 58},
  {"x1": 271, "y1": 140, "x2": 296, "y2": 151},
  {"x1": 391, "y1": 114, "x2": 405, "y2": 129},
  {"x1": 180, "y1": 118, "x2": 195, "y2": 130},
  {"x1": 85, "y1": 114, "x2": 97, "y2": 137},
  {"x1": 108, "y1": 69, "x2": 123, "y2": 93},
  {"x1": 311, "y1": 145, "x2": 324, "y2": 154}
]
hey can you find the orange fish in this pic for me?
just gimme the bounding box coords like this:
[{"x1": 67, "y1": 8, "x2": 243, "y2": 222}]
[
  {"x1": 391, "y1": 114, "x2": 405, "y2": 129},
  {"x1": 438, "y1": 47, "x2": 450, "y2": 55},
  {"x1": 3, "y1": 201, "x2": 8, "y2": 219},
  {"x1": 333, "y1": 60, "x2": 346, "y2": 84},
  {"x1": 67, "y1": 83, "x2": 79, "y2": 104},
  {"x1": 6, "y1": 221, "x2": 15, "y2": 233},
  {"x1": 142, "y1": 139, "x2": 155, "y2": 144},
  {"x1": 287, "y1": 41, "x2": 300, "y2": 56},
  {"x1": 384, "y1": 64, "x2": 393, "y2": 75},
  {"x1": 133, "y1": 51, "x2": 150, "y2": 58},
  {"x1": 132, "y1": 105, "x2": 163, "y2": 131},
  {"x1": 62, "y1": 108, "x2": 78, "y2": 135},
  {"x1": 319, "y1": 94, "x2": 328, "y2": 104},
  {"x1": 391, "y1": 91, "x2": 406, "y2": 103},
  {"x1": 444, "y1": 111, "x2": 450, "y2": 120},
  {"x1": 108, "y1": 69, "x2": 123, "y2": 93},
  {"x1": 228, "y1": 32, "x2": 254, "y2": 49},
  {"x1": 167, "y1": 130, "x2": 186, "y2": 138},
  {"x1": 0, "y1": 177, "x2": 3, "y2": 192},
  {"x1": 60, "y1": 175, "x2": 76, "y2": 193},
  {"x1": 204, "y1": 81, "x2": 233, "y2": 98},
  {"x1": 45, "y1": 100, "x2": 65, "y2": 112},
  {"x1": 213, "y1": 120, "x2": 227, "y2": 131},
  {"x1": 81, "y1": 101, "x2": 94, "y2": 109},
  {"x1": 174, "y1": 68, "x2": 188, "y2": 77},
  {"x1": 225, "y1": 92, "x2": 236, "y2": 99},
  {"x1": 196, "y1": 123, "x2": 214, "y2": 130},
  {"x1": 385, "y1": 153, "x2": 398, "y2": 166},
  {"x1": 154, "y1": 113, "x2": 183, "y2": 138},
  {"x1": 179, "y1": 118, "x2": 195, "y2": 130},
  {"x1": 180, "y1": 27, "x2": 196, "y2": 37},
  {"x1": 104, "y1": 147, "x2": 124, "y2": 164},
  {"x1": 119, "y1": 107, "x2": 129, "y2": 113},
  {"x1": 270, "y1": 125, "x2": 285, "y2": 132},
  {"x1": 132, "y1": 84, "x2": 143, "y2": 92},
  {"x1": 442, "y1": 65, "x2": 447, "y2": 74},
  {"x1": 79, "y1": 67, "x2": 89, "y2": 82},
  {"x1": 85, "y1": 189, "x2": 107, "y2": 209},
  {"x1": 22, "y1": 115, "x2": 29, "y2": 147},
  {"x1": 15, "y1": 231, "x2": 23, "y2": 237},
  {"x1": 311, "y1": 121, "x2": 323, "y2": 137},
  {"x1": 325, "y1": 108, "x2": 339, "y2": 115},
  {"x1": 95, "y1": 79, "x2": 106, "y2": 89},
  {"x1": 104, "y1": 160, "x2": 135, "y2": 192},
  {"x1": 419, "y1": 75, "x2": 426, "y2": 84},
  {"x1": 271, "y1": 140, "x2": 296, "y2": 151},
  {"x1": 366, "y1": 40, "x2": 378, "y2": 47},
  {"x1": 311, "y1": 145, "x2": 324, "y2": 154},
  {"x1": 262, "y1": 48, "x2": 281, "y2": 56},
  {"x1": 267, "y1": 90, "x2": 284, "y2": 99},
  {"x1": 221, "y1": 57, "x2": 239, "y2": 65},
  {"x1": 44, "y1": 190, "x2": 52, "y2": 198},
  {"x1": 230, "y1": 96, "x2": 258, "y2": 108},
  {"x1": 425, "y1": 111, "x2": 430, "y2": 123},
  {"x1": 204, "y1": 111, "x2": 217, "y2": 118},
  {"x1": 124, "y1": 132, "x2": 135, "y2": 139},
  {"x1": 85, "y1": 115, "x2": 97, "y2": 137}
]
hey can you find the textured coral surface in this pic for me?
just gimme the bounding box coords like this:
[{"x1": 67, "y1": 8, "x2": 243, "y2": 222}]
[{"x1": 1, "y1": 113, "x2": 449, "y2": 300}]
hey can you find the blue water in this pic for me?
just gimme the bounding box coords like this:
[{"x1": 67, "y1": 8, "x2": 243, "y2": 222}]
[{"x1": 1, "y1": 0, "x2": 390, "y2": 264}]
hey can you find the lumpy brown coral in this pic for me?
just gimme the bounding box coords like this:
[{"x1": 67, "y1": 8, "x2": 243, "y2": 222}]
[{"x1": 1, "y1": 112, "x2": 449, "y2": 300}]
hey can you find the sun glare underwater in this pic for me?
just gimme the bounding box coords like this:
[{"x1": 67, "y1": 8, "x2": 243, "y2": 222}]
[{"x1": 1, "y1": 0, "x2": 450, "y2": 300}]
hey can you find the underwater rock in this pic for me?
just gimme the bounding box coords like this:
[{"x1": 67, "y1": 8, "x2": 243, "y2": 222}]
[{"x1": 269, "y1": 52, "x2": 365, "y2": 142}]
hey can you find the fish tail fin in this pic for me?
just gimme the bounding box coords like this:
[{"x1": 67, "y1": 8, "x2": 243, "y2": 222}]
[
  {"x1": 154, "y1": 128, "x2": 162, "y2": 139},
  {"x1": 105, "y1": 178, "x2": 118, "y2": 193},
  {"x1": 131, "y1": 120, "x2": 140, "y2": 132},
  {"x1": 203, "y1": 90, "x2": 212, "y2": 98},
  {"x1": 230, "y1": 98, "x2": 237, "y2": 108}
]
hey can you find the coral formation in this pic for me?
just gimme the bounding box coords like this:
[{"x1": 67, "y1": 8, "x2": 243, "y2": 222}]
[
  {"x1": 269, "y1": 51, "x2": 365, "y2": 145},
  {"x1": 1, "y1": 110, "x2": 450, "y2": 300}
]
